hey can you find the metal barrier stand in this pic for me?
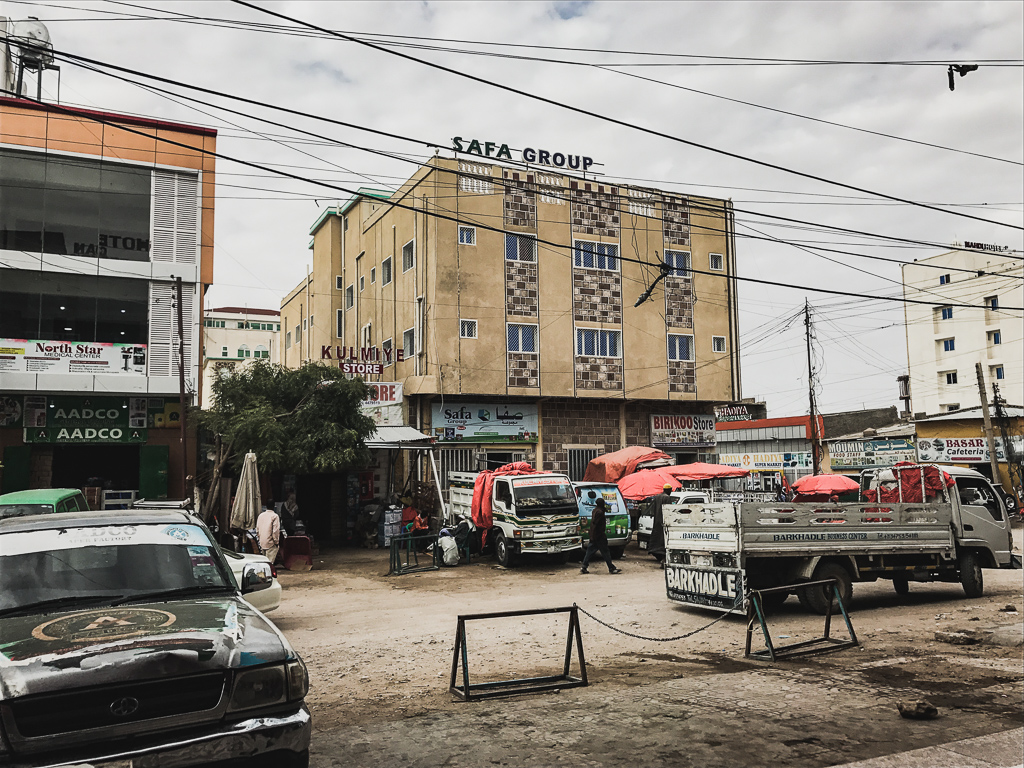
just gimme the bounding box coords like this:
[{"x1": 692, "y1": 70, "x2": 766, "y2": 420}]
[
  {"x1": 450, "y1": 606, "x2": 588, "y2": 701},
  {"x1": 387, "y1": 532, "x2": 441, "y2": 576},
  {"x1": 744, "y1": 578, "x2": 859, "y2": 662}
]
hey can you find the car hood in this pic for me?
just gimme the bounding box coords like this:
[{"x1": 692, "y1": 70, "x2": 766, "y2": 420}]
[{"x1": 0, "y1": 597, "x2": 293, "y2": 699}]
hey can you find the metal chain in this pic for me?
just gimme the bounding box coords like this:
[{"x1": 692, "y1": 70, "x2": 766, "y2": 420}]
[{"x1": 573, "y1": 602, "x2": 742, "y2": 642}]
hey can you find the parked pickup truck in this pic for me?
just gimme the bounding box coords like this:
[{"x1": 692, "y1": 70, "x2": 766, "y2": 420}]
[
  {"x1": 663, "y1": 464, "x2": 1021, "y2": 614},
  {"x1": 0, "y1": 509, "x2": 311, "y2": 767},
  {"x1": 449, "y1": 470, "x2": 582, "y2": 567}
]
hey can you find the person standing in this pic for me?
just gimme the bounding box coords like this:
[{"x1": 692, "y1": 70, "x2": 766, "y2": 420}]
[
  {"x1": 648, "y1": 483, "x2": 674, "y2": 564},
  {"x1": 256, "y1": 504, "x2": 282, "y2": 564},
  {"x1": 580, "y1": 498, "x2": 621, "y2": 575}
]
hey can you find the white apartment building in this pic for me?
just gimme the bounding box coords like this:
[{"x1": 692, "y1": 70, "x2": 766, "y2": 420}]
[
  {"x1": 200, "y1": 307, "x2": 281, "y2": 406},
  {"x1": 903, "y1": 248, "x2": 1023, "y2": 415}
]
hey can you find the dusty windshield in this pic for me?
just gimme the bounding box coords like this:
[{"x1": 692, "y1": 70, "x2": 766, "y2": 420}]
[
  {"x1": 0, "y1": 523, "x2": 234, "y2": 615},
  {"x1": 0, "y1": 504, "x2": 53, "y2": 520},
  {"x1": 512, "y1": 477, "x2": 575, "y2": 511}
]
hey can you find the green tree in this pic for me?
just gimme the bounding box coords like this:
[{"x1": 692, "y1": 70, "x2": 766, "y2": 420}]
[{"x1": 194, "y1": 361, "x2": 375, "y2": 519}]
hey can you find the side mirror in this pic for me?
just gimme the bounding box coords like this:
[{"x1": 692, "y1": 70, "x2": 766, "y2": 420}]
[{"x1": 241, "y1": 562, "x2": 274, "y2": 594}]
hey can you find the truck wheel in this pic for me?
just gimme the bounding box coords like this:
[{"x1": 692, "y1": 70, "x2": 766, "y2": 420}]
[
  {"x1": 958, "y1": 551, "x2": 984, "y2": 598},
  {"x1": 892, "y1": 575, "x2": 910, "y2": 596},
  {"x1": 495, "y1": 533, "x2": 514, "y2": 567},
  {"x1": 610, "y1": 546, "x2": 625, "y2": 560},
  {"x1": 753, "y1": 590, "x2": 789, "y2": 614},
  {"x1": 798, "y1": 562, "x2": 853, "y2": 615}
]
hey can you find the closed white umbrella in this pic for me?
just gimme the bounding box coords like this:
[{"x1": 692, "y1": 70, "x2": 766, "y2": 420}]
[{"x1": 230, "y1": 452, "x2": 262, "y2": 530}]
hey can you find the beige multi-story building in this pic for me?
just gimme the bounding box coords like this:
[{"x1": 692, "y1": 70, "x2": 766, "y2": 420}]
[
  {"x1": 903, "y1": 248, "x2": 1023, "y2": 415},
  {"x1": 200, "y1": 307, "x2": 280, "y2": 407},
  {"x1": 281, "y1": 157, "x2": 741, "y2": 483}
]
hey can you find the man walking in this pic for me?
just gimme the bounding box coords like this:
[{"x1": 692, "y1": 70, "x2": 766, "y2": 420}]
[
  {"x1": 648, "y1": 483, "x2": 674, "y2": 564},
  {"x1": 256, "y1": 504, "x2": 282, "y2": 564},
  {"x1": 580, "y1": 498, "x2": 621, "y2": 575}
]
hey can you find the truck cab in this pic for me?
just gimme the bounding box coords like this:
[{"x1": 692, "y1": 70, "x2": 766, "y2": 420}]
[{"x1": 573, "y1": 482, "x2": 631, "y2": 559}]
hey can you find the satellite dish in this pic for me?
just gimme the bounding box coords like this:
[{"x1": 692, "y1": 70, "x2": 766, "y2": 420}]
[{"x1": 13, "y1": 18, "x2": 54, "y2": 67}]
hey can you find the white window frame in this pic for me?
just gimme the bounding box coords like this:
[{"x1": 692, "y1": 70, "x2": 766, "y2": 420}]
[
  {"x1": 505, "y1": 233, "x2": 537, "y2": 262},
  {"x1": 994, "y1": 365, "x2": 1005, "y2": 380},
  {"x1": 221, "y1": 346, "x2": 228, "y2": 357},
  {"x1": 507, "y1": 323, "x2": 538, "y2": 353},
  {"x1": 345, "y1": 285, "x2": 354, "y2": 310},
  {"x1": 336, "y1": 275, "x2": 343, "y2": 290},
  {"x1": 990, "y1": 330, "x2": 1002, "y2": 345},
  {"x1": 943, "y1": 370, "x2": 958, "y2": 385},
  {"x1": 573, "y1": 239, "x2": 618, "y2": 271},
  {"x1": 460, "y1": 319, "x2": 478, "y2": 339},
  {"x1": 665, "y1": 250, "x2": 691, "y2": 277},
  {"x1": 402, "y1": 327, "x2": 415, "y2": 359},
  {"x1": 712, "y1": 335, "x2": 727, "y2": 353},
  {"x1": 575, "y1": 328, "x2": 621, "y2": 358},
  {"x1": 668, "y1": 333, "x2": 694, "y2": 362},
  {"x1": 361, "y1": 322, "x2": 372, "y2": 349},
  {"x1": 286, "y1": 331, "x2": 292, "y2": 347},
  {"x1": 939, "y1": 306, "x2": 953, "y2": 320},
  {"x1": 402, "y1": 239, "x2": 415, "y2": 273},
  {"x1": 255, "y1": 345, "x2": 269, "y2": 359},
  {"x1": 382, "y1": 257, "x2": 393, "y2": 286},
  {"x1": 459, "y1": 225, "x2": 477, "y2": 246},
  {"x1": 370, "y1": 266, "x2": 376, "y2": 284},
  {"x1": 237, "y1": 344, "x2": 251, "y2": 359},
  {"x1": 709, "y1": 252, "x2": 724, "y2": 271},
  {"x1": 382, "y1": 338, "x2": 393, "y2": 367},
  {"x1": 942, "y1": 338, "x2": 955, "y2": 352}
]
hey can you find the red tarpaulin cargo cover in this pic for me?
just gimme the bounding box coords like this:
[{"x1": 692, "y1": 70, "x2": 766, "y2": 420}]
[{"x1": 583, "y1": 447, "x2": 671, "y2": 483}]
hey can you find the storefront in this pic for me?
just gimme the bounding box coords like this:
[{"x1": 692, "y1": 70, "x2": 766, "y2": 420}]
[{"x1": 0, "y1": 394, "x2": 184, "y2": 502}]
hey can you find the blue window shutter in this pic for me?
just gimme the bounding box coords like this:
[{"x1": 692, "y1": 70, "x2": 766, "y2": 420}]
[{"x1": 505, "y1": 234, "x2": 517, "y2": 261}]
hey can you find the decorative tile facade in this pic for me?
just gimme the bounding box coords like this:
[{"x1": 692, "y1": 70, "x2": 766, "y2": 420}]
[
  {"x1": 572, "y1": 268, "x2": 621, "y2": 324},
  {"x1": 574, "y1": 356, "x2": 624, "y2": 391},
  {"x1": 663, "y1": 196, "x2": 690, "y2": 247},
  {"x1": 503, "y1": 170, "x2": 536, "y2": 229},
  {"x1": 506, "y1": 260, "x2": 538, "y2": 318},
  {"x1": 570, "y1": 181, "x2": 619, "y2": 237},
  {"x1": 508, "y1": 352, "x2": 539, "y2": 388},
  {"x1": 664, "y1": 274, "x2": 694, "y2": 329},
  {"x1": 668, "y1": 360, "x2": 696, "y2": 393}
]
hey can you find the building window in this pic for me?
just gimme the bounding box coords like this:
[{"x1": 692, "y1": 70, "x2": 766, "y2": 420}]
[
  {"x1": 945, "y1": 371, "x2": 958, "y2": 385},
  {"x1": 712, "y1": 335, "x2": 727, "y2": 353},
  {"x1": 990, "y1": 330, "x2": 1002, "y2": 345},
  {"x1": 371, "y1": 267, "x2": 376, "y2": 284},
  {"x1": 403, "y1": 240, "x2": 415, "y2": 272},
  {"x1": 459, "y1": 226, "x2": 477, "y2": 245},
  {"x1": 237, "y1": 321, "x2": 245, "y2": 329},
  {"x1": 336, "y1": 309, "x2": 343, "y2": 338},
  {"x1": 294, "y1": 325, "x2": 300, "y2": 344},
  {"x1": 336, "y1": 275, "x2": 343, "y2": 290},
  {"x1": 987, "y1": 295, "x2": 999, "y2": 310},
  {"x1": 308, "y1": 314, "x2": 314, "y2": 329},
  {"x1": 507, "y1": 323, "x2": 537, "y2": 353},
  {"x1": 345, "y1": 285, "x2": 354, "y2": 309},
  {"x1": 994, "y1": 365, "x2": 1005, "y2": 380},
  {"x1": 343, "y1": 216, "x2": 349, "y2": 231},
  {"x1": 286, "y1": 331, "x2": 292, "y2": 347},
  {"x1": 939, "y1": 274, "x2": 950, "y2": 285},
  {"x1": 946, "y1": 403, "x2": 960, "y2": 412},
  {"x1": 403, "y1": 327, "x2": 415, "y2": 358},
  {"x1": 709, "y1": 253, "x2": 724, "y2": 271},
  {"x1": 255, "y1": 345, "x2": 269, "y2": 359},
  {"x1": 940, "y1": 306, "x2": 953, "y2": 320},
  {"x1": 568, "y1": 448, "x2": 601, "y2": 481},
  {"x1": 665, "y1": 250, "x2": 691, "y2": 277},
  {"x1": 361, "y1": 322, "x2": 372, "y2": 349},
  {"x1": 505, "y1": 233, "x2": 537, "y2": 262},
  {"x1": 573, "y1": 240, "x2": 617, "y2": 271},
  {"x1": 359, "y1": 276, "x2": 365, "y2": 292},
  {"x1": 461, "y1": 319, "x2": 478, "y2": 339},
  {"x1": 668, "y1": 334, "x2": 694, "y2": 361},
  {"x1": 221, "y1": 346, "x2": 228, "y2": 357},
  {"x1": 382, "y1": 257, "x2": 393, "y2": 286},
  {"x1": 942, "y1": 338, "x2": 955, "y2": 352},
  {"x1": 382, "y1": 338, "x2": 393, "y2": 366},
  {"x1": 237, "y1": 344, "x2": 250, "y2": 358},
  {"x1": 576, "y1": 328, "x2": 619, "y2": 357}
]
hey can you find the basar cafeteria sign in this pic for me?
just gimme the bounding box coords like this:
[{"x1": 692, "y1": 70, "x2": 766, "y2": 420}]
[{"x1": 321, "y1": 345, "x2": 403, "y2": 375}]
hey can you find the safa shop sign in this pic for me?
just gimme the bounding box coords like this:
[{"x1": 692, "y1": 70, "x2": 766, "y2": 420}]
[
  {"x1": 453, "y1": 137, "x2": 595, "y2": 172},
  {"x1": 431, "y1": 402, "x2": 539, "y2": 443}
]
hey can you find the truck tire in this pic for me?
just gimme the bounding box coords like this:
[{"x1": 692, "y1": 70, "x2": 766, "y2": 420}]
[
  {"x1": 958, "y1": 551, "x2": 984, "y2": 598},
  {"x1": 798, "y1": 562, "x2": 853, "y2": 615},
  {"x1": 610, "y1": 546, "x2": 625, "y2": 560},
  {"x1": 892, "y1": 574, "x2": 910, "y2": 596},
  {"x1": 495, "y1": 532, "x2": 515, "y2": 568}
]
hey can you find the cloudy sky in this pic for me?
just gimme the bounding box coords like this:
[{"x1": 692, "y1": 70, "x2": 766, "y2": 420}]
[{"x1": 6, "y1": 0, "x2": 1023, "y2": 417}]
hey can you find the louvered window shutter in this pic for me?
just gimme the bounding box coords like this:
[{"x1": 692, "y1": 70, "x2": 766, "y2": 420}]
[
  {"x1": 152, "y1": 170, "x2": 199, "y2": 264},
  {"x1": 148, "y1": 282, "x2": 195, "y2": 377}
]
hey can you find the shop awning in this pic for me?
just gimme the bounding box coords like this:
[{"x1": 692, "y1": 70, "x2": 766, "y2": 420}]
[{"x1": 365, "y1": 425, "x2": 435, "y2": 450}]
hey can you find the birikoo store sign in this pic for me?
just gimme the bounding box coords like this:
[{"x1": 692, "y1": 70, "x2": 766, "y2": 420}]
[{"x1": 650, "y1": 414, "x2": 717, "y2": 450}]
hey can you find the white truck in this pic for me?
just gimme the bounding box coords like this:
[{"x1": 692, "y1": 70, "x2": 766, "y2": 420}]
[
  {"x1": 663, "y1": 464, "x2": 1021, "y2": 614},
  {"x1": 449, "y1": 470, "x2": 582, "y2": 567}
]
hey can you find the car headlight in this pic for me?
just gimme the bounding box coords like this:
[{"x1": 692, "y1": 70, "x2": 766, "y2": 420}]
[
  {"x1": 286, "y1": 659, "x2": 309, "y2": 701},
  {"x1": 513, "y1": 529, "x2": 534, "y2": 539},
  {"x1": 228, "y1": 665, "x2": 287, "y2": 712}
]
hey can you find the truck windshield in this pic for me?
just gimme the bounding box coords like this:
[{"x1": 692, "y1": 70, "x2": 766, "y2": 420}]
[
  {"x1": 0, "y1": 504, "x2": 53, "y2": 519},
  {"x1": 513, "y1": 478, "x2": 575, "y2": 508},
  {"x1": 0, "y1": 523, "x2": 234, "y2": 615}
]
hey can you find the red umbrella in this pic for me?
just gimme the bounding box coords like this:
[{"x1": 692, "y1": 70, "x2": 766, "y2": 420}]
[
  {"x1": 617, "y1": 468, "x2": 680, "y2": 501},
  {"x1": 791, "y1": 474, "x2": 860, "y2": 494},
  {"x1": 664, "y1": 462, "x2": 749, "y2": 481}
]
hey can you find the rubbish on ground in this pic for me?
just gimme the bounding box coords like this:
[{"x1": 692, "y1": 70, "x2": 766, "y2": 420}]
[
  {"x1": 934, "y1": 630, "x2": 978, "y2": 645},
  {"x1": 897, "y1": 700, "x2": 939, "y2": 720}
]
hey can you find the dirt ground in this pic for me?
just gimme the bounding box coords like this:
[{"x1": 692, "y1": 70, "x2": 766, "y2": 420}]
[{"x1": 271, "y1": 527, "x2": 1024, "y2": 767}]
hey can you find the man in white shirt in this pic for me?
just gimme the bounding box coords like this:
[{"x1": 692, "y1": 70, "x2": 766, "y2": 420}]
[{"x1": 256, "y1": 505, "x2": 281, "y2": 563}]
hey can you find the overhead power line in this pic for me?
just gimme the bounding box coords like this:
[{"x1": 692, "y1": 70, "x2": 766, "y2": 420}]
[
  {"x1": 5, "y1": 89, "x2": 1022, "y2": 313},
  {"x1": 230, "y1": 0, "x2": 1023, "y2": 232}
]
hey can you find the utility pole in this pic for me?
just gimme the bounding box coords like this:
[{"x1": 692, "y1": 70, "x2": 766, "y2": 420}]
[
  {"x1": 175, "y1": 275, "x2": 189, "y2": 499},
  {"x1": 974, "y1": 362, "x2": 1000, "y2": 486},
  {"x1": 805, "y1": 300, "x2": 821, "y2": 475}
]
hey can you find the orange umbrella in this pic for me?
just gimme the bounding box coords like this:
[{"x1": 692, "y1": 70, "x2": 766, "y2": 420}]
[
  {"x1": 617, "y1": 468, "x2": 681, "y2": 501},
  {"x1": 664, "y1": 462, "x2": 749, "y2": 481},
  {"x1": 791, "y1": 474, "x2": 859, "y2": 494}
]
